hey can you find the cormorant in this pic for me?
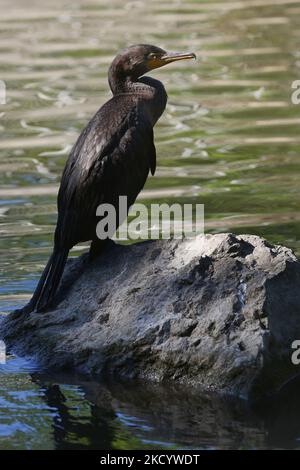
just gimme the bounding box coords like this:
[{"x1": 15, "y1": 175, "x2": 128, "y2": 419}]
[{"x1": 19, "y1": 44, "x2": 196, "y2": 314}]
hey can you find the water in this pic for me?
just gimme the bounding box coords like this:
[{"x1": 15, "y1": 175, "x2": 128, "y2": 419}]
[
  {"x1": 1, "y1": 0, "x2": 300, "y2": 449},
  {"x1": 1, "y1": 354, "x2": 300, "y2": 450}
]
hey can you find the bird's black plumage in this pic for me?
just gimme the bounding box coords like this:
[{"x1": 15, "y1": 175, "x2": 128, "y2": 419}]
[{"x1": 18, "y1": 44, "x2": 195, "y2": 313}]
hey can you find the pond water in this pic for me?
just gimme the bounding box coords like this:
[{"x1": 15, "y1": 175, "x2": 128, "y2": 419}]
[
  {"x1": 1, "y1": 0, "x2": 300, "y2": 450},
  {"x1": 1, "y1": 354, "x2": 300, "y2": 450}
]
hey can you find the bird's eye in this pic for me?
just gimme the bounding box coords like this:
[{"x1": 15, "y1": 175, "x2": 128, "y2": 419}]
[{"x1": 148, "y1": 53, "x2": 157, "y2": 60}]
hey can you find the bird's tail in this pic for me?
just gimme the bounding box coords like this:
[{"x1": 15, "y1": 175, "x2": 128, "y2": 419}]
[{"x1": 18, "y1": 247, "x2": 69, "y2": 314}]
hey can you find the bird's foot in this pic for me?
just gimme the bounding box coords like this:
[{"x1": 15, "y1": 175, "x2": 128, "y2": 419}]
[
  {"x1": 10, "y1": 302, "x2": 34, "y2": 319},
  {"x1": 89, "y1": 238, "x2": 115, "y2": 261}
]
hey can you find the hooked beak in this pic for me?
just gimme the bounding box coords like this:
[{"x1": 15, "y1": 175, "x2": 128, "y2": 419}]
[
  {"x1": 148, "y1": 51, "x2": 196, "y2": 70},
  {"x1": 160, "y1": 51, "x2": 196, "y2": 64}
]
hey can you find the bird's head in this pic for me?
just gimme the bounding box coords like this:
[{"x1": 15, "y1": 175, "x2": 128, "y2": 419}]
[{"x1": 108, "y1": 44, "x2": 196, "y2": 91}]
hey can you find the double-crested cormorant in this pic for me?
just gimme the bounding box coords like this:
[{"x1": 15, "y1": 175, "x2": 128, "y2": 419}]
[{"x1": 20, "y1": 44, "x2": 196, "y2": 314}]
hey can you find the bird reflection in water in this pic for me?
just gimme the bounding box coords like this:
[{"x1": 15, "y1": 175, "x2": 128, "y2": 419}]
[{"x1": 29, "y1": 373, "x2": 300, "y2": 450}]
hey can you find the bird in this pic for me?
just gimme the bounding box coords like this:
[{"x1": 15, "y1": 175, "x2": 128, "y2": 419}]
[{"x1": 18, "y1": 44, "x2": 196, "y2": 314}]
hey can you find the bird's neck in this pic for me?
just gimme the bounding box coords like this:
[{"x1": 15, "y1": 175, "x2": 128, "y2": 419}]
[{"x1": 109, "y1": 75, "x2": 167, "y2": 125}]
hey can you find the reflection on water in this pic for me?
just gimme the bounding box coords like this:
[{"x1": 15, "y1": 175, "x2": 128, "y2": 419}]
[
  {"x1": 1, "y1": 0, "x2": 300, "y2": 449},
  {"x1": 1, "y1": 354, "x2": 300, "y2": 450}
]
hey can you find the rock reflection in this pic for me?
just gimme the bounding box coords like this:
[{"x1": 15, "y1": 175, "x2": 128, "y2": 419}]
[{"x1": 31, "y1": 373, "x2": 267, "y2": 450}]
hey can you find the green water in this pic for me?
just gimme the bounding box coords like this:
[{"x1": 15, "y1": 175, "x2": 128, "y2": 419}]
[{"x1": 1, "y1": 0, "x2": 300, "y2": 449}]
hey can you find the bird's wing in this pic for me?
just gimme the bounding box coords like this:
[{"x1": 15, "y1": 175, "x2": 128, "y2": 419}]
[{"x1": 55, "y1": 97, "x2": 156, "y2": 246}]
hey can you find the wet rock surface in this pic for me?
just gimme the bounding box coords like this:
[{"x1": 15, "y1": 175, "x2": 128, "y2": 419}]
[{"x1": 2, "y1": 233, "x2": 300, "y2": 399}]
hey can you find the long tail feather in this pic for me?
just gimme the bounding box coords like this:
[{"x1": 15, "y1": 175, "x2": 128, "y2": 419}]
[
  {"x1": 35, "y1": 248, "x2": 69, "y2": 312},
  {"x1": 16, "y1": 248, "x2": 69, "y2": 315}
]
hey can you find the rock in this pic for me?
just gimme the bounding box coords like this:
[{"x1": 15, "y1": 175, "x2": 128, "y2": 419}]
[{"x1": 1, "y1": 233, "x2": 300, "y2": 399}]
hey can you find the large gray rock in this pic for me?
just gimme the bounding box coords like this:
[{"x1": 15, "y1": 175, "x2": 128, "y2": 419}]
[{"x1": 1, "y1": 233, "x2": 300, "y2": 399}]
